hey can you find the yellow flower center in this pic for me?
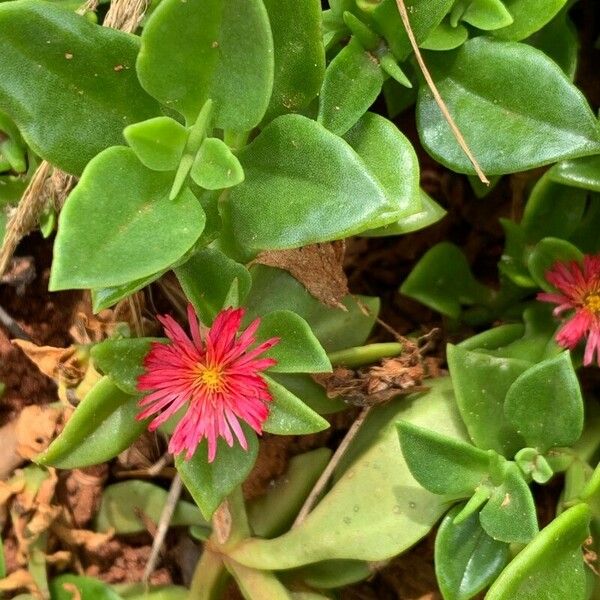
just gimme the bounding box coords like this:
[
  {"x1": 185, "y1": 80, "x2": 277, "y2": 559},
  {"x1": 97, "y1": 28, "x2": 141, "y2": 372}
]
[
  {"x1": 198, "y1": 366, "x2": 223, "y2": 391},
  {"x1": 585, "y1": 293, "x2": 600, "y2": 314}
]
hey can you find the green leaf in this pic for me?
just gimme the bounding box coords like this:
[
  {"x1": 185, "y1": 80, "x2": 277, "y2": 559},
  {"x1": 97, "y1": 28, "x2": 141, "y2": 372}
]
[
  {"x1": 91, "y1": 338, "x2": 163, "y2": 395},
  {"x1": 548, "y1": 155, "x2": 600, "y2": 193},
  {"x1": 461, "y1": 0, "x2": 513, "y2": 30},
  {"x1": 257, "y1": 311, "x2": 331, "y2": 374},
  {"x1": 343, "y1": 112, "x2": 421, "y2": 219},
  {"x1": 369, "y1": 0, "x2": 454, "y2": 61},
  {"x1": 435, "y1": 504, "x2": 509, "y2": 600},
  {"x1": 317, "y1": 39, "x2": 383, "y2": 137},
  {"x1": 226, "y1": 115, "x2": 401, "y2": 256},
  {"x1": 228, "y1": 378, "x2": 472, "y2": 567},
  {"x1": 420, "y1": 20, "x2": 469, "y2": 51},
  {"x1": 96, "y1": 480, "x2": 208, "y2": 534},
  {"x1": 248, "y1": 448, "x2": 332, "y2": 538},
  {"x1": 295, "y1": 560, "x2": 371, "y2": 589},
  {"x1": 91, "y1": 270, "x2": 167, "y2": 313},
  {"x1": 124, "y1": 117, "x2": 188, "y2": 172},
  {"x1": 362, "y1": 189, "x2": 446, "y2": 237},
  {"x1": 491, "y1": 0, "x2": 568, "y2": 41},
  {"x1": 50, "y1": 575, "x2": 121, "y2": 600},
  {"x1": 486, "y1": 504, "x2": 590, "y2": 599},
  {"x1": 263, "y1": 375, "x2": 329, "y2": 435},
  {"x1": 447, "y1": 344, "x2": 529, "y2": 456},
  {"x1": 504, "y1": 352, "x2": 583, "y2": 451},
  {"x1": 36, "y1": 377, "x2": 145, "y2": 469},
  {"x1": 176, "y1": 426, "x2": 258, "y2": 520},
  {"x1": 417, "y1": 38, "x2": 600, "y2": 175},
  {"x1": 190, "y1": 137, "x2": 244, "y2": 190},
  {"x1": 479, "y1": 464, "x2": 537, "y2": 544},
  {"x1": 400, "y1": 242, "x2": 491, "y2": 318},
  {"x1": 50, "y1": 147, "x2": 205, "y2": 290},
  {"x1": 0, "y1": 0, "x2": 158, "y2": 175},
  {"x1": 262, "y1": 0, "x2": 325, "y2": 121},
  {"x1": 137, "y1": 0, "x2": 273, "y2": 128},
  {"x1": 115, "y1": 584, "x2": 189, "y2": 600},
  {"x1": 175, "y1": 247, "x2": 251, "y2": 324},
  {"x1": 397, "y1": 421, "x2": 492, "y2": 496},
  {"x1": 244, "y1": 265, "x2": 379, "y2": 352},
  {"x1": 527, "y1": 237, "x2": 583, "y2": 292}
]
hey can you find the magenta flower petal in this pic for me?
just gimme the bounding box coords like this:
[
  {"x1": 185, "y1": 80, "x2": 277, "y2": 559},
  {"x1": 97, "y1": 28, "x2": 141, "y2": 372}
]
[
  {"x1": 137, "y1": 304, "x2": 279, "y2": 462},
  {"x1": 538, "y1": 254, "x2": 600, "y2": 366}
]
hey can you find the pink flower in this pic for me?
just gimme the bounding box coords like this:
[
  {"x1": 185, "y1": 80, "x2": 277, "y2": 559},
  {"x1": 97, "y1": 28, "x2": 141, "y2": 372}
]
[
  {"x1": 137, "y1": 304, "x2": 279, "y2": 462},
  {"x1": 537, "y1": 254, "x2": 600, "y2": 366}
]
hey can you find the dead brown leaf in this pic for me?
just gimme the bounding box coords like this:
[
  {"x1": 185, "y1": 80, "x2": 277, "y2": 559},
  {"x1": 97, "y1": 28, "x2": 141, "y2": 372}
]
[
  {"x1": 51, "y1": 522, "x2": 113, "y2": 550},
  {"x1": 0, "y1": 568, "x2": 41, "y2": 597},
  {"x1": 16, "y1": 405, "x2": 62, "y2": 460},
  {"x1": 254, "y1": 241, "x2": 348, "y2": 308},
  {"x1": 12, "y1": 340, "x2": 83, "y2": 386},
  {"x1": 314, "y1": 339, "x2": 438, "y2": 406},
  {"x1": 61, "y1": 582, "x2": 83, "y2": 600}
]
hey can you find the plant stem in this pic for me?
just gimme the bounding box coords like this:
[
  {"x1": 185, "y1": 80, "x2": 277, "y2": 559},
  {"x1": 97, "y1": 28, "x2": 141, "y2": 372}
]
[
  {"x1": 189, "y1": 548, "x2": 229, "y2": 600},
  {"x1": 292, "y1": 406, "x2": 372, "y2": 528},
  {"x1": 394, "y1": 0, "x2": 489, "y2": 185},
  {"x1": 328, "y1": 342, "x2": 403, "y2": 368}
]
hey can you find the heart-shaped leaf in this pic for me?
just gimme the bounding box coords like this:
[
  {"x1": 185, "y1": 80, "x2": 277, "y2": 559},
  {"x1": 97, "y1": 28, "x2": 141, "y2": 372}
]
[
  {"x1": 447, "y1": 344, "x2": 529, "y2": 456},
  {"x1": 317, "y1": 39, "x2": 383, "y2": 137},
  {"x1": 417, "y1": 38, "x2": 600, "y2": 175},
  {"x1": 257, "y1": 310, "x2": 331, "y2": 373},
  {"x1": 124, "y1": 117, "x2": 188, "y2": 172},
  {"x1": 137, "y1": 0, "x2": 273, "y2": 128},
  {"x1": 37, "y1": 377, "x2": 145, "y2": 469},
  {"x1": 491, "y1": 0, "x2": 568, "y2": 41},
  {"x1": 190, "y1": 137, "x2": 244, "y2": 190},
  {"x1": 486, "y1": 504, "x2": 590, "y2": 599},
  {"x1": 0, "y1": 0, "x2": 158, "y2": 175},
  {"x1": 226, "y1": 115, "x2": 401, "y2": 256},
  {"x1": 263, "y1": 375, "x2": 329, "y2": 435},
  {"x1": 504, "y1": 352, "x2": 583, "y2": 451},
  {"x1": 50, "y1": 147, "x2": 205, "y2": 290},
  {"x1": 460, "y1": 0, "x2": 513, "y2": 30},
  {"x1": 435, "y1": 503, "x2": 509, "y2": 600},
  {"x1": 176, "y1": 426, "x2": 258, "y2": 520}
]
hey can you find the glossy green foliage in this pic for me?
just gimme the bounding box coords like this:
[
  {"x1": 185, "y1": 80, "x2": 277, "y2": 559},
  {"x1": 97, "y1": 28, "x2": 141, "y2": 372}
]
[
  {"x1": 344, "y1": 112, "x2": 421, "y2": 219},
  {"x1": 137, "y1": 0, "x2": 273, "y2": 128},
  {"x1": 176, "y1": 426, "x2": 258, "y2": 520},
  {"x1": 435, "y1": 504, "x2": 509, "y2": 600},
  {"x1": 504, "y1": 352, "x2": 583, "y2": 451},
  {"x1": 226, "y1": 115, "x2": 401, "y2": 256},
  {"x1": 263, "y1": 375, "x2": 329, "y2": 435},
  {"x1": 398, "y1": 421, "x2": 492, "y2": 496},
  {"x1": 262, "y1": 0, "x2": 325, "y2": 121},
  {"x1": 421, "y1": 20, "x2": 469, "y2": 51},
  {"x1": 369, "y1": 0, "x2": 454, "y2": 61},
  {"x1": 115, "y1": 584, "x2": 189, "y2": 600},
  {"x1": 50, "y1": 575, "x2": 121, "y2": 600},
  {"x1": 447, "y1": 344, "x2": 529, "y2": 456},
  {"x1": 50, "y1": 147, "x2": 205, "y2": 290},
  {"x1": 491, "y1": 0, "x2": 568, "y2": 40},
  {"x1": 295, "y1": 560, "x2": 371, "y2": 590},
  {"x1": 0, "y1": 111, "x2": 27, "y2": 173},
  {"x1": 549, "y1": 155, "x2": 600, "y2": 193},
  {"x1": 37, "y1": 377, "x2": 145, "y2": 469},
  {"x1": 0, "y1": 1, "x2": 158, "y2": 175},
  {"x1": 91, "y1": 270, "x2": 167, "y2": 313},
  {"x1": 318, "y1": 39, "x2": 383, "y2": 137},
  {"x1": 478, "y1": 462, "x2": 538, "y2": 543},
  {"x1": 91, "y1": 337, "x2": 162, "y2": 395},
  {"x1": 417, "y1": 38, "x2": 600, "y2": 175},
  {"x1": 400, "y1": 243, "x2": 491, "y2": 318},
  {"x1": 256, "y1": 311, "x2": 331, "y2": 373},
  {"x1": 268, "y1": 372, "x2": 345, "y2": 415},
  {"x1": 248, "y1": 448, "x2": 332, "y2": 538},
  {"x1": 229, "y1": 379, "x2": 470, "y2": 567},
  {"x1": 175, "y1": 247, "x2": 251, "y2": 324},
  {"x1": 190, "y1": 137, "x2": 244, "y2": 190},
  {"x1": 243, "y1": 265, "x2": 379, "y2": 352},
  {"x1": 124, "y1": 117, "x2": 188, "y2": 171},
  {"x1": 486, "y1": 504, "x2": 590, "y2": 600},
  {"x1": 96, "y1": 480, "x2": 208, "y2": 534},
  {"x1": 456, "y1": 0, "x2": 513, "y2": 31}
]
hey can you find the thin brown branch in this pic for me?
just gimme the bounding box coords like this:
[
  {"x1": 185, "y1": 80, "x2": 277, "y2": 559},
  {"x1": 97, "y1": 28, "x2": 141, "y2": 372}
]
[{"x1": 394, "y1": 0, "x2": 489, "y2": 185}]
